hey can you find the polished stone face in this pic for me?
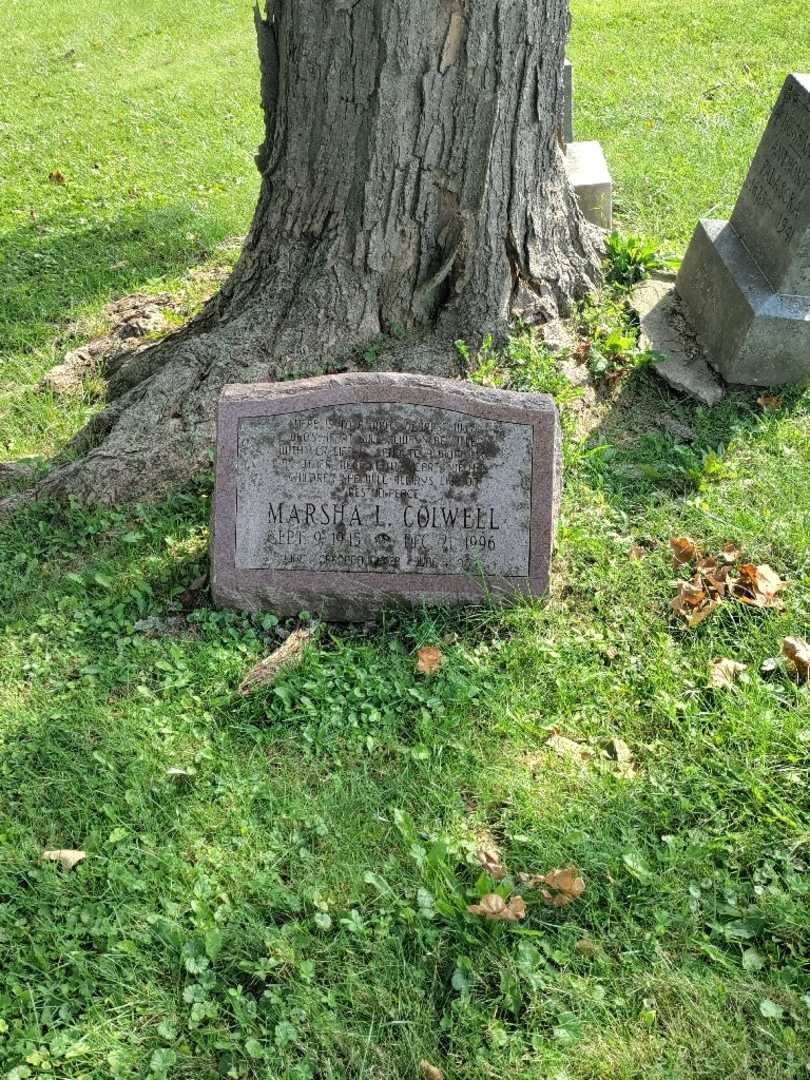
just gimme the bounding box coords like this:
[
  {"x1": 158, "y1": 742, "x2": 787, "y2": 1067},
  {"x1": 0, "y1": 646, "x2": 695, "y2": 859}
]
[
  {"x1": 235, "y1": 403, "x2": 533, "y2": 577},
  {"x1": 212, "y1": 373, "x2": 561, "y2": 620}
]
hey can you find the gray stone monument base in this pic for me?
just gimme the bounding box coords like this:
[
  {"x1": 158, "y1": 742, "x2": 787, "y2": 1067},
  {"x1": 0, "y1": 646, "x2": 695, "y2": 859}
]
[
  {"x1": 565, "y1": 141, "x2": 613, "y2": 230},
  {"x1": 677, "y1": 219, "x2": 810, "y2": 385}
]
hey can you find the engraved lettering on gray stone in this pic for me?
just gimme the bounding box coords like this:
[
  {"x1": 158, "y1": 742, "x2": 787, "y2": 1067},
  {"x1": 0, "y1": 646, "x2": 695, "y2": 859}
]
[
  {"x1": 731, "y1": 73, "x2": 810, "y2": 296},
  {"x1": 235, "y1": 404, "x2": 532, "y2": 576},
  {"x1": 211, "y1": 373, "x2": 561, "y2": 620}
]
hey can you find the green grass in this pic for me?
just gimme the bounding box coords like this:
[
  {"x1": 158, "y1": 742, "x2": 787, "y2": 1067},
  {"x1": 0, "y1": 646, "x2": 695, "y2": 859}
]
[
  {"x1": 570, "y1": 0, "x2": 810, "y2": 250},
  {"x1": 2, "y1": 2, "x2": 810, "y2": 1078},
  {"x1": 0, "y1": 0, "x2": 259, "y2": 460}
]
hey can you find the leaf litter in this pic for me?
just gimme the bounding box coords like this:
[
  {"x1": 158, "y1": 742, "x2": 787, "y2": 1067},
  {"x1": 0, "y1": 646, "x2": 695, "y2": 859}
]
[
  {"x1": 544, "y1": 730, "x2": 638, "y2": 779},
  {"x1": 669, "y1": 538, "x2": 787, "y2": 627},
  {"x1": 476, "y1": 847, "x2": 507, "y2": 880},
  {"x1": 468, "y1": 845, "x2": 586, "y2": 918},
  {"x1": 519, "y1": 866, "x2": 586, "y2": 908}
]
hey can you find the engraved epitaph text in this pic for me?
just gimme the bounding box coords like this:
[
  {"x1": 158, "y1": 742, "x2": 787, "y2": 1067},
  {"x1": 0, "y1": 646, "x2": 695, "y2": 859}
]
[
  {"x1": 731, "y1": 73, "x2": 810, "y2": 295},
  {"x1": 212, "y1": 374, "x2": 561, "y2": 620},
  {"x1": 236, "y1": 404, "x2": 532, "y2": 576}
]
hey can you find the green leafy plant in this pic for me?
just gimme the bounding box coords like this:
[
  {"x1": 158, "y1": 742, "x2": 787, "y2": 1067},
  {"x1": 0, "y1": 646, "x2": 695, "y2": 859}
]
[
  {"x1": 603, "y1": 231, "x2": 670, "y2": 289},
  {"x1": 576, "y1": 292, "x2": 653, "y2": 380},
  {"x1": 460, "y1": 329, "x2": 580, "y2": 404}
]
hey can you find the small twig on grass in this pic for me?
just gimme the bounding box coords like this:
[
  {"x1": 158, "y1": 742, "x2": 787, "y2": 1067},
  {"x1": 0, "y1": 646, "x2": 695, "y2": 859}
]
[{"x1": 238, "y1": 627, "x2": 314, "y2": 695}]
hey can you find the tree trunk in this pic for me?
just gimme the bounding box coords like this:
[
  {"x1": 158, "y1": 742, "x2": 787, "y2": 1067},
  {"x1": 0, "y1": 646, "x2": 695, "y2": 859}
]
[{"x1": 39, "y1": 0, "x2": 600, "y2": 505}]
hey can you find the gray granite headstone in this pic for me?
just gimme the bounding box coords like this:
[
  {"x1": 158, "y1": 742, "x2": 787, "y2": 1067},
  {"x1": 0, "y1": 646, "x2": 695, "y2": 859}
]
[
  {"x1": 730, "y1": 74, "x2": 810, "y2": 296},
  {"x1": 677, "y1": 73, "x2": 810, "y2": 385},
  {"x1": 560, "y1": 59, "x2": 614, "y2": 229},
  {"x1": 211, "y1": 373, "x2": 561, "y2": 620}
]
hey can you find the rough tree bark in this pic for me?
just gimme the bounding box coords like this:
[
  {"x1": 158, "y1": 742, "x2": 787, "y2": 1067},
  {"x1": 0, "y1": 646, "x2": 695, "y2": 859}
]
[{"x1": 39, "y1": 0, "x2": 600, "y2": 504}]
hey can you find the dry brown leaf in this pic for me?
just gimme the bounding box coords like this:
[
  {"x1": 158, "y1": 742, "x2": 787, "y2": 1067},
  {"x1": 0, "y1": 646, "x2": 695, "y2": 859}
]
[
  {"x1": 467, "y1": 893, "x2": 526, "y2": 921},
  {"x1": 671, "y1": 577, "x2": 707, "y2": 609},
  {"x1": 734, "y1": 564, "x2": 787, "y2": 609},
  {"x1": 48, "y1": 169, "x2": 66, "y2": 184},
  {"x1": 708, "y1": 657, "x2": 748, "y2": 689},
  {"x1": 685, "y1": 599, "x2": 718, "y2": 627},
  {"x1": 419, "y1": 1062, "x2": 445, "y2": 1080},
  {"x1": 533, "y1": 866, "x2": 586, "y2": 908},
  {"x1": 238, "y1": 628, "x2": 314, "y2": 695},
  {"x1": 702, "y1": 563, "x2": 732, "y2": 598},
  {"x1": 670, "y1": 537, "x2": 701, "y2": 567},
  {"x1": 476, "y1": 848, "x2": 507, "y2": 881},
  {"x1": 783, "y1": 637, "x2": 810, "y2": 683},
  {"x1": 42, "y1": 849, "x2": 86, "y2": 871},
  {"x1": 757, "y1": 393, "x2": 783, "y2": 412},
  {"x1": 670, "y1": 541, "x2": 740, "y2": 626},
  {"x1": 719, "y1": 542, "x2": 741, "y2": 564},
  {"x1": 671, "y1": 577, "x2": 718, "y2": 627},
  {"x1": 415, "y1": 645, "x2": 443, "y2": 676},
  {"x1": 628, "y1": 544, "x2": 648, "y2": 561}
]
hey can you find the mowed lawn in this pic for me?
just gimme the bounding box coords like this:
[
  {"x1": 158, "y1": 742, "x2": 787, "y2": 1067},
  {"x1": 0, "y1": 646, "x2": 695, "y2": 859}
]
[{"x1": 1, "y1": 2, "x2": 810, "y2": 1078}]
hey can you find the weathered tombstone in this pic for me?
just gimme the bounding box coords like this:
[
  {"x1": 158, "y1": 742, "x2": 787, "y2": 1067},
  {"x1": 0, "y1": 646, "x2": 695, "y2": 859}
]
[
  {"x1": 561, "y1": 60, "x2": 613, "y2": 230},
  {"x1": 565, "y1": 141, "x2": 613, "y2": 230},
  {"x1": 212, "y1": 373, "x2": 561, "y2": 620},
  {"x1": 677, "y1": 73, "x2": 810, "y2": 385}
]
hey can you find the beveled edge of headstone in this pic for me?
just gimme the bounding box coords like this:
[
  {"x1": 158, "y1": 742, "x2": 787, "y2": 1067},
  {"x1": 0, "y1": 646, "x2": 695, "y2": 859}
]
[{"x1": 211, "y1": 372, "x2": 561, "y2": 620}]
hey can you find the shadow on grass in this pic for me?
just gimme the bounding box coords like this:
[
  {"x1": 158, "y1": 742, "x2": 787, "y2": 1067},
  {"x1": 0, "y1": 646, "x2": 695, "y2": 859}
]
[
  {"x1": 576, "y1": 363, "x2": 808, "y2": 516},
  {"x1": 0, "y1": 205, "x2": 235, "y2": 359}
]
